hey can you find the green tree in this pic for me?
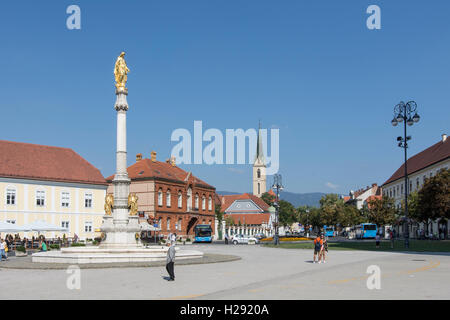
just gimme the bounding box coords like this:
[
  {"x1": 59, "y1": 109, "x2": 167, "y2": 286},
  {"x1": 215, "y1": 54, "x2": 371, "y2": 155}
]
[
  {"x1": 338, "y1": 204, "x2": 363, "y2": 227},
  {"x1": 224, "y1": 216, "x2": 234, "y2": 227},
  {"x1": 261, "y1": 192, "x2": 276, "y2": 206},
  {"x1": 366, "y1": 197, "x2": 398, "y2": 227},
  {"x1": 278, "y1": 200, "x2": 297, "y2": 229},
  {"x1": 319, "y1": 194, "x2": 345, "y2": 227},
  {"x1": 214, "y1": 203, "x2": 224, "y2": 240},
  {"x1": 417, "y1": 168, "x2": 450, "y2": 221}
]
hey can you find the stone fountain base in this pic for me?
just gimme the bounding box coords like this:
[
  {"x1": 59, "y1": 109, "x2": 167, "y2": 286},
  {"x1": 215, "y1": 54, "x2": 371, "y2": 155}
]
[{"x1": 32, "y1": 246, "x2": 203, "y2": 264}]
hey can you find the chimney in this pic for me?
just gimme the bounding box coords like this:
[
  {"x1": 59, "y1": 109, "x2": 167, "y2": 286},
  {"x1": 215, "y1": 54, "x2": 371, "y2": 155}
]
[
  {"x1": 151, "y1": 151, "x2": 157, "y2": 162},
  {"x1": 136, "y1": 153, "x2": 142, "y2": 162},
  {"x1": 170, "y1": 156, "x2": 176, "y2": 167},
  {"x1": 221, "y1": 197, "x2": 225, "y2": 205},
  {"x1": 442, "y1": 134, "x2": 448, "y2": 142}
]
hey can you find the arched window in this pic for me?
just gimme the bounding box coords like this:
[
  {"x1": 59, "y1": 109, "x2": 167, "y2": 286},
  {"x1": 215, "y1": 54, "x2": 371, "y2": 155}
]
[
  {"x1": 187, "y1": 188, "x2": 192, "y2": 211},
  {"x1": 178, "y1": 191, "x2": 182, "y2": 208},
  {"x1": 202, "y1": 219, "x2": 206, "y2": 225},
  {"x1": 167, "y1": 218, "x2": 171, "y2": 231},
  {"x1": 202, "y1": 195, "x2": 206, "y2": 210},
  {"x1": 178, "y1": 218, "x2": 182, "y2": 231},
  {"x1": 158, "y1": 189, "x2": 163, "y2": 206},
  {"x1": 195, "y1": 193, "x2": 199, "y2": 209},
  {"x1": 257, "y1": 169, "x2": 261, "y2": 179},
  {"x1": 208, "y1": 196, "x2": 212, "y2": 211},
  {"x1": 166, "y1": 190, "x2": 171, "y2": 207}
]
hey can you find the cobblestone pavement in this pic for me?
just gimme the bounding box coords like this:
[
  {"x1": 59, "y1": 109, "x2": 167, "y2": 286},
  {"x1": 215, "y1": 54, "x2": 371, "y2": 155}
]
[{"x1": 0, "y1": 244, "x2": 448, "y2": 299}]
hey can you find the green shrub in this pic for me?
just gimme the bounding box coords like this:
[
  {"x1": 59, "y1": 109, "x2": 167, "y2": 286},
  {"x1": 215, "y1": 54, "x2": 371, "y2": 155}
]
[
  {"x1": 49, "y1": 244, "x2": 60, "y2": 250},
  {"x1": 70, "y1": 243, "x2": 86, "y2": 247},
  {"x1": 186, "y1": 238, "x2": 191, "y2": 242},
  {"x1": 16, "y1": 246, "x2": 26, "y2": 253}
]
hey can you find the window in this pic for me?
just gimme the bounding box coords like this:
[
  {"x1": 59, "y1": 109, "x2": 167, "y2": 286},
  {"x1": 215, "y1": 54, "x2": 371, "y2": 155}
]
[
  {"x1": 208, "y1": 196, "x2": 212, "y2": 211},
  {"x1": 84, "y1": 221, "x2": 92, "y2": 232},
  {"x1": 257, "y1": 169, "x2": 261, "y2": 179},
  {"x1": 6, "y1": 188, "x2": 16, "y2": 205},
  {"x1": 167, "y1": 218, "x2": 171, "y2": 231},
  {"x1": 423, "y1": 175, "x2": 426, "y2": 185},
  {"x1": 258, "y1": 183, "x2": 260, "y2": 195},
  {"x1": 61, "y1": 191, "x2": 70, "y2": 207},
  {"x1": 416, "y1": 178, "x2": 420, "y2": 188},
  {"x1": 202, "y1": 195, "x2": 206, "y2": 210},
  {"x1": 158, "y1": 218, "x2": 162, "y2": 228},
  {"x1": 195, "y1": 194, "x2": 199, "y2": 209},
  {"x1": 208, "y1": 220, "x2": 212, "y2": 225},
  {"x1": 401, "y1": 184, "x2": 403, "y2": 194},
  {"x1": 178, "y1": 191, "x2": 182, "y2": 208},
  {"x1": 166, "y1": 190, "x2": 171, "y2": 207},
  {"x1": 187, "y1": 188, "x2": 192, "y2": 211},
  {"x1": 158, "y1": 189, "x2": 163, "y2": 206},
  {"x1": 85, "y1": 193, "x2": 93, "y2": 208},
  {"x1": 178, "y1": 218, "x2": 182, "y2": 231},
  {"x1": 393, "y1": 188, "x2": 396, "y2": 198},
  {"x1": 396, "y1": 185, "x2": 399, "y2": 196},
  {"x1": 409, "y1": 182, "x2": 412, "y2": 193},
  {"x1": 61, "y1": 221, "x2": 69, "y2": 229},
  {"x1": 6, "y1": 220, "x2": 15, "y2": 224},
  {"x1": 36, "y1": 190, "x2": 45, "y2": 207}
]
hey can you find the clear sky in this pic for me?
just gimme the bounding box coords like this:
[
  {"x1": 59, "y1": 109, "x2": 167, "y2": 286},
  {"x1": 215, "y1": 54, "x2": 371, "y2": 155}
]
[{"x1": 1, "y1": 0, "x2": 449, "y2": 195}]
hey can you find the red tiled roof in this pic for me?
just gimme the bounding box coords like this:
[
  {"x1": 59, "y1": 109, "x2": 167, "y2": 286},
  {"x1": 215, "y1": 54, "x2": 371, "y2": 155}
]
[
  {"x1": 224, "y1": 213, "x2": 271, "y2": 225},
  {"x1": 383, "y1": 138, "x2": 450, "y2": 185},
  {"x1": 106, "y1": 158, "x2": 215, "y2": 189},
  {"x1": 0, "y1": 140, "x2": 107, "y2": 185},
  {"x1": 219, "y1": 193, "x2": 270, "y2": 212}
]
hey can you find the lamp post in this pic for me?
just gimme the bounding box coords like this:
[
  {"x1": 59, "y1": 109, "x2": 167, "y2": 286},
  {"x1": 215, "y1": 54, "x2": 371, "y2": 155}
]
[
  {"x1": 272, "y1": 174, "x2": 284, "y2": 246},
  {"x1": 391, "y1": 101, "x2": 420, "y2": 249}
]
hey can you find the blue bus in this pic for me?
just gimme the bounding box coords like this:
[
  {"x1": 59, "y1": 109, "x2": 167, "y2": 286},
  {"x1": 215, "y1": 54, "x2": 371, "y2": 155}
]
[
  {"x1": 194, "y1": 224, "x2": 213, "y2": 243},
  {"x1": 323, "y1": 225, "x2": 335, "y2": 237},
  {"x1": 356, "y1": 223, "x2": 377, "y2": 239}
]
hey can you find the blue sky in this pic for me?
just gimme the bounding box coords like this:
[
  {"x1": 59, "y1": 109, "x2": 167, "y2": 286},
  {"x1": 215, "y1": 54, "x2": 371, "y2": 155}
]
[{"x1": 1, "y1": 0, "x2": 449, "y2": 195}]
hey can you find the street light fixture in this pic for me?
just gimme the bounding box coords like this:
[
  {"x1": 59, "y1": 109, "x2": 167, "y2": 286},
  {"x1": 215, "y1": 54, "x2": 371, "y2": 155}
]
[
  {"x1": 272, "y1": 174, "x2": 284, "y2": 246},
  {"x1": 391, "y1": 100, "x2": 420, "y2": 249}
]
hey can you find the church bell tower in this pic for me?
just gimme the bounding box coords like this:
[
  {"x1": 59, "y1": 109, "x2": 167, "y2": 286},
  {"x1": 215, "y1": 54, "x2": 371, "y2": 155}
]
[{"x1": 253, "y1": 123, "x2": 267, "y2": 197}]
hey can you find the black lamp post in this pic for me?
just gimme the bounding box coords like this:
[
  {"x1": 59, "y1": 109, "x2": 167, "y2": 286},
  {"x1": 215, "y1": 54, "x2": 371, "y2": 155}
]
[
  {"x1": 272, "y1": 174, "x2": 284, "y2": 246},
  {"x1": 391, "y1": 100, "x2": 420, "y2": 249}
]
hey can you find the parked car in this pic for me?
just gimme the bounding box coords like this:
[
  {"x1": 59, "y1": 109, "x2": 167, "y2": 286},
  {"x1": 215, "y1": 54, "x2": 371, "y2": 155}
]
[
  {"x1": 231, "y1": 234, "x2": 260, "y2": 245},
  {"x1": 254, "y1": 233, "x2": 266, "y2": 240}
]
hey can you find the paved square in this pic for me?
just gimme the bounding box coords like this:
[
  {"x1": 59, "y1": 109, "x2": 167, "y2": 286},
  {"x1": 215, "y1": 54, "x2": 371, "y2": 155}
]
[{"x1": 0, "y1": 244, "x2": 448, "y2": 299}]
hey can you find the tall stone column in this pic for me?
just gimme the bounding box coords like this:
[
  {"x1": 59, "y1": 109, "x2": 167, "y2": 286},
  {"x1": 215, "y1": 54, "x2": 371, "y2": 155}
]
[{"x1": 101, "y1": 87, "x2": 140, "y2": 248}]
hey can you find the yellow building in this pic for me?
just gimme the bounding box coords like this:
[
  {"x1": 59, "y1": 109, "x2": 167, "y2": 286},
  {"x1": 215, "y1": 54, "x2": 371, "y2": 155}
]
[{"x1": 0, "y1": 140, "x2": 107, "y2": 240}]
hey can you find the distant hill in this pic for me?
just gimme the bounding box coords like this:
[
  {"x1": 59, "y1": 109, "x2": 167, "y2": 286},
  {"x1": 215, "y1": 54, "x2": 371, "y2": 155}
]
[{"x1": 217, "y1": 191, "x2": 326, "y2": 208}]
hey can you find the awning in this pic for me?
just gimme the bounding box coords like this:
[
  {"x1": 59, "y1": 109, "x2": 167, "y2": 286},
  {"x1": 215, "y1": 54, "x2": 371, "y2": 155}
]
[
  {"x1": 21, "y1": 220, "x2": 68, "y2": 232},
  {"x1": 0, "y1": 221, "x2": 31, "y2": 233}
]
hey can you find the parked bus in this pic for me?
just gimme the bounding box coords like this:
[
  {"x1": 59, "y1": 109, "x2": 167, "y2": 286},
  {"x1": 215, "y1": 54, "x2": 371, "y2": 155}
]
[
  {"x1": 194, "y1": 224, "x2": 213, "y2": 243},
  {"x1": 323, "y1": 225, "x2": 335, "y2": 237},
  {"x1": 355, "y1": 223, "x2": 377, "y2": 239}
]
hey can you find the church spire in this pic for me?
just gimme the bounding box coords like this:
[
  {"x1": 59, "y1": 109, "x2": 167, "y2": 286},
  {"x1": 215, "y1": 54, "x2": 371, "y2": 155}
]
[{"x1": 254, "y1": 121, "x2": 265, "y2": 165}]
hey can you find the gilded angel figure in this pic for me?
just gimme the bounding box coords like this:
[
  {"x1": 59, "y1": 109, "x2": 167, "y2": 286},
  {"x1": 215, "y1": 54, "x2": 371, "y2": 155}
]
[{"x1": 114, "y1": 51, "x2": 130, "y2": 89}]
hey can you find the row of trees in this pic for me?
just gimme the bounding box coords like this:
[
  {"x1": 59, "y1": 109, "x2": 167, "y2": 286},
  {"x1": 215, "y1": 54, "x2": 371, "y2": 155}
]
[{"x1": 259, "y1": 168, "x2": 449, "y2": 230}]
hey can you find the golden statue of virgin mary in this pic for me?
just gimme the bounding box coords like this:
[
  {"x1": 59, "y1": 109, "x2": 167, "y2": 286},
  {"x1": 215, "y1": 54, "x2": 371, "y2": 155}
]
[{"x1": 114, "y1": 51, "x2": 130, "y2": 89}]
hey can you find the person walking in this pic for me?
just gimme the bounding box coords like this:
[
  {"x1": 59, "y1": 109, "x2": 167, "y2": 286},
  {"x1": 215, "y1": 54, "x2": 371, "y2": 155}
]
[
  {"x1": 375, "y1": 233, "x2": 381, "y2": 248},
  {"x1": 389, "y1": 229, "x2": 394, "y2": 249},
  {"x1": 313, "y1": 234, "x2": 323, "y2": 264},
  {"x1": 322, "y1": 236, "x2": 328, "y2": 263},
  {"x1": 165, "y1": 241, "x2": 176, "y2": 281},
  {"x1": 0, "y1": 239, "x2": 7, "y2": 261}
]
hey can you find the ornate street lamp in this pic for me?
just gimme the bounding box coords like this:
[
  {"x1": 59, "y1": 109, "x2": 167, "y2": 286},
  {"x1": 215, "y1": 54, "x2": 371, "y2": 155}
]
[
  {"x1": 272, "y1": 174, "x2": 284, "y2": 246},
  {"x1": 391, "y1": 101, "x2": 420, "y2": 249}
]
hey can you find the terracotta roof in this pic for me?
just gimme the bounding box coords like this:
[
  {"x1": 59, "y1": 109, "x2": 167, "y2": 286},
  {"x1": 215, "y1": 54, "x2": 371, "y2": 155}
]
[
  {"x1": 0, "y1": 140, "x2": 107, "y2": 185},
  {"x1": 218, "y1": 193, "x2": 270, "y2": 212},
  {"x1": 106, "y1": 158, "x2": 215, "y2": 189},
  {"x1": 224, "y1": 213, "x2": 271, "y2": 225},
  {"x1": 383, "y1": 138, "x2": 450, "y2": 185}
]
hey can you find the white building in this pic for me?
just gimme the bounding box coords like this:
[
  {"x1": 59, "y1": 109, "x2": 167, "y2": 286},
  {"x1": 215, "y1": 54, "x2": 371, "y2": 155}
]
[{"x1": 382, "y1": 134, "x2": 449, "y2": 238}]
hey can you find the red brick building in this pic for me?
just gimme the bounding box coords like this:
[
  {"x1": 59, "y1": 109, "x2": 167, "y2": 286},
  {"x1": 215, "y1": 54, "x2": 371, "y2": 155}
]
[{"x1": 106, "y1": 152, "x2": 216, "y2": 238}]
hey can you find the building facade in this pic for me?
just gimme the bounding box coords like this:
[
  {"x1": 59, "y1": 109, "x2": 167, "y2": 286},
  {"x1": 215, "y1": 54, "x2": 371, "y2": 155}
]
[
  {"x1": 106, "y1": 152, "x2": 216, "y2": 239},
  {"x1": 0, "y1": 140, "x2": 108, "y2": 240},
  {"x1": 345, "y1": 183, "x2": 383, "y2": 210},
  {"x1": 382, "y1": 134, "x2": 450, "y2": 238},
  {"x1": 219, "y1": 193, "x2": 273, "y2": 237}
]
